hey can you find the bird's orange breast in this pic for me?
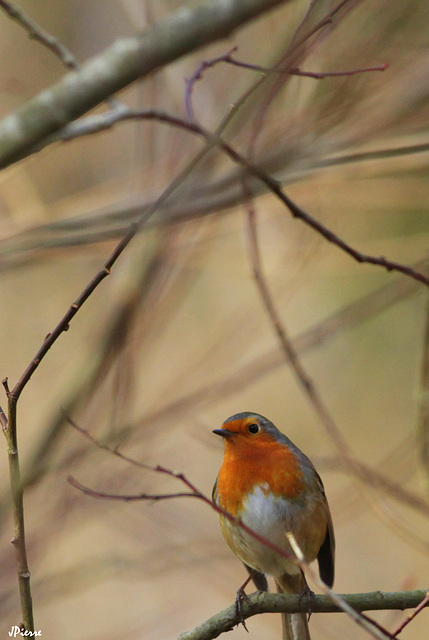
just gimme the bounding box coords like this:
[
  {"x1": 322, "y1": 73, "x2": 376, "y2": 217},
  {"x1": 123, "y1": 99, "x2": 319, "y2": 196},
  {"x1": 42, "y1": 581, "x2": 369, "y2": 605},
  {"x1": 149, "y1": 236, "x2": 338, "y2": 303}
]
[{"x1": 215, "y1": 435, "x2": 305, "y2": 516}]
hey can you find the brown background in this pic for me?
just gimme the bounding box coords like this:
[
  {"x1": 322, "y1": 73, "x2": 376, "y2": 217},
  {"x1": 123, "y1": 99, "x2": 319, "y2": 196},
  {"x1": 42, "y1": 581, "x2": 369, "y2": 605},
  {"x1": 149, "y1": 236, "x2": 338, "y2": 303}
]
[{"x1": 0, "y1": 1, "x2": 428, "y2": 639}]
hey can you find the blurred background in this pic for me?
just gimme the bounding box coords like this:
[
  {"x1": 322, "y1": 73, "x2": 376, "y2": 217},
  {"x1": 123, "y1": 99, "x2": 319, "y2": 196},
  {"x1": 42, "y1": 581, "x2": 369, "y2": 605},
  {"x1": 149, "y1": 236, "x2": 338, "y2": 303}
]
[{"x1": 0, "y1": 0, "x2": 428, "y2": 638}]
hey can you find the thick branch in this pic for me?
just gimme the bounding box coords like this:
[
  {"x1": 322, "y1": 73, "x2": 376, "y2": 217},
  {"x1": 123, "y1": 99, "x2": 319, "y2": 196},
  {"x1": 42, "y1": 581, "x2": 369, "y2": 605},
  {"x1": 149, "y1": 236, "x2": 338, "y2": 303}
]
[
  {"x1": 0, "y1": 0, "x2": 289, "y2": 169},
  {"x1": 178, "y1": 590, "x2": 429, "y2": 640}
]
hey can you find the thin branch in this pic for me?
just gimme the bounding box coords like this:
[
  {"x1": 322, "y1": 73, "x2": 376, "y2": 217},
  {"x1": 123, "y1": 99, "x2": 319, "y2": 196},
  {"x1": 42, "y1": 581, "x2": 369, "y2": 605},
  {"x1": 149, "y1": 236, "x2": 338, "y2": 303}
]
[
  {"x1": 0, "y1": 0, "x2": 123, "y2": 112},
  {"x1": 68, "y1": 477, "x2": 198, "y2": 503},
  {"x1": 392, "y1": 591, "x2": 429, "y2": 637},
  {"x1": 289, "y1": 63, "x2": 389, "y2": 78},
  {"x1": 0, "y1": 403, "x2": 7, "y2": 431},
  {"x1": 64, "y1": 414, "x2": 154, "y2": 473},
  {"x1": 2, "y1": 215, "x2": 139, "y2": 634},
  {"x1": 0, "y1": 0, "x2": 80, "y2": 70},
  {"x1": 9, "y1": 251, "x2": 128, "y2": 404},
  {"x1": 184, "y1": 44, "x2": 386, "y2": 120},
  {"x1": 1, "y1": 378, "x2": 34, "y2": 632},
  {"x1": 185, "y1": 46, "x2": 239, "y2": 120},
  {"x1": 233, "y1": 147, "x2": 429, "y2": 288}
]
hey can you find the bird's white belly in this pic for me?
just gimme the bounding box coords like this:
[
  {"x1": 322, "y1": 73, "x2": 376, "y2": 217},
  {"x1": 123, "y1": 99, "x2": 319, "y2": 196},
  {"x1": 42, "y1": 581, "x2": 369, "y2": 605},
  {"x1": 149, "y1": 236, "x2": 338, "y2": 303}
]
[{"x1": 224, "y1": 484, "x2": 303, "y2": 578}]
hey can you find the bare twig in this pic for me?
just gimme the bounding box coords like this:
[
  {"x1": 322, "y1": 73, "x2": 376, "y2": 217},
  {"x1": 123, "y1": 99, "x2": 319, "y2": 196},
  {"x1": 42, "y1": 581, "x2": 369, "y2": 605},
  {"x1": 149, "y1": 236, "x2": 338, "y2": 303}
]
[
  {"x1": 9, "y1": 239, "x2": 133, "y2": 404},
  {"x1": 184, "y1": 44, "x2": 386, "y2": 120},
  {"x1": 289, "y1": 63, "x2": 389, "y2": 79},
  {"x1": 1, "y1": 378, "x2": 34, "y2": 632},
  {"x1": 185, "y1": 46, "x2": 239, "y2": 120},
  {"x1": 68, "y1": 476, "x2": 199, "y2": 503},
  {"x1": 392, "y1": 590, "x2": 429, "y2": 637},
  {"x1": 0, "y1": 0, "x2": 79, "y2": 70}
]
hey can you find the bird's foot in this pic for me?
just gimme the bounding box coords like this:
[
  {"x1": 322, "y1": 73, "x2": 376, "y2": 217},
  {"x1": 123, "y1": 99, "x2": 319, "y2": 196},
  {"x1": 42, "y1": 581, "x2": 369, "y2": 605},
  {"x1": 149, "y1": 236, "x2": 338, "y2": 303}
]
[
  {"x1": 234, "y1": 586, "x2": 252, "y2": 631},
  {"x1": 299, "y1": 584, "x2": 315, "y2": 621}
]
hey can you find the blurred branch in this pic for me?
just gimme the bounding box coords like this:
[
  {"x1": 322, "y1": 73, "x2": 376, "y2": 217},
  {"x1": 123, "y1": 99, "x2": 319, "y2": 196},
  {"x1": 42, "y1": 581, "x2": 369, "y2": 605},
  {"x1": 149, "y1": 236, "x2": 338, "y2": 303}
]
[
  {"x1": 13, "y1": 105, "x2": 429, "y2": 289},
  {"x1": 177, "y1": 590, "x2": 429, "y2": 640},
  {"x1": 244, "y1": 194, "x2": 429, "y2": 554},
  {"x1": 100, "y1": 263, "x2": 426, "y2": 461},
  {"x1": 417, "y1": 297, "x2": 429, "y2": 487},
  {"x1": 0, "y1": 0, "x2": 79, "y2": 70},
  {"x1": 0, "y1": 0, "x2": 291, "y2": 168},
  {"x1": 321, "y1": 455, "x2": 429, "y2": 518},
  {"x1": 1, "y1": 133, "x2": 428, "y2": 265},
  {"x1": 245, "y1": 189, "x2": 357, "y2": 467}
]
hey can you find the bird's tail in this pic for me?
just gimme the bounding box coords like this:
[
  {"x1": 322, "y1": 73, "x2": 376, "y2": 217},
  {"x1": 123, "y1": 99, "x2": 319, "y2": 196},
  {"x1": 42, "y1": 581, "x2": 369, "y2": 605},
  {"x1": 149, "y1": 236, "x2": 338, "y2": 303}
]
[{"x1": 275, "y1": 573, "x2": 310, "y2": 640}]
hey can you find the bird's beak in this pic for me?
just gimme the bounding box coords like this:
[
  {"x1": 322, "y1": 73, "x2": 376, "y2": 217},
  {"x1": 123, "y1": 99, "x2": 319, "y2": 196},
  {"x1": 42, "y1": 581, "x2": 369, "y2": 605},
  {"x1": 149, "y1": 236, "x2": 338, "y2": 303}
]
[{"x1": 213, "y1": 428, "x2": 235, "y2": 438}]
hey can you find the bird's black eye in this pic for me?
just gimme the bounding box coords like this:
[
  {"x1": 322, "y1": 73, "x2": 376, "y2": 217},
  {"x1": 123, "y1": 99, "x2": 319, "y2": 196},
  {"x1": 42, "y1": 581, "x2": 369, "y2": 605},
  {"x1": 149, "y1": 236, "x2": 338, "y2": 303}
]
[{"x1": 248, "y1": 423, "x2": 259, "y2": 434}]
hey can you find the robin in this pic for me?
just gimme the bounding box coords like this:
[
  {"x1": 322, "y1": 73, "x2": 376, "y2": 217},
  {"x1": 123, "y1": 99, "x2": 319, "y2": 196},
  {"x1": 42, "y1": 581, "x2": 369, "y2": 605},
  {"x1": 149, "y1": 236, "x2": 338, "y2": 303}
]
[{"x1": 212, "y1": 411, "x2": 335, "y2": 640}]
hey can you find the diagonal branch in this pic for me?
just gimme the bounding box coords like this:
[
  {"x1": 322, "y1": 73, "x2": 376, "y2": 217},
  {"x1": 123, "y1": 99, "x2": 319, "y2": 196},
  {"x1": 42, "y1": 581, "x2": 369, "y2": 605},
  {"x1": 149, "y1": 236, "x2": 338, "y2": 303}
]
[
  {"x1": 16, "y1": 105, "x2": 429, "y2": 289},
  {"x1": 0, "y1": 0, "x2": 292, "y2": 169}
]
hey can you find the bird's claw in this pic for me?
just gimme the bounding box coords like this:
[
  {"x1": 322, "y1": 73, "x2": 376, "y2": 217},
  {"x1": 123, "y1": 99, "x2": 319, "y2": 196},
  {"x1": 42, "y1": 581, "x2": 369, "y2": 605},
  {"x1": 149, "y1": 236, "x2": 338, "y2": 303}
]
[
  {"x1": 299, "y1": 584, "x2": 315, "y2": 621},
  {"x1": 235, "y1": 586, "x2": 252, "y2": 631}
]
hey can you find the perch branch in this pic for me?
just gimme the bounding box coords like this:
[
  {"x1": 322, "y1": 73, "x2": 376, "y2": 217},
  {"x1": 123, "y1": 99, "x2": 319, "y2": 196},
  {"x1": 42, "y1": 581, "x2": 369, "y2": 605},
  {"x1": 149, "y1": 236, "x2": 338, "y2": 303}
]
[{"x1": 177, "y1": 590, "x2": 429, "y2": 640}]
